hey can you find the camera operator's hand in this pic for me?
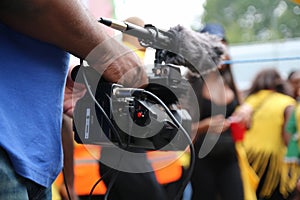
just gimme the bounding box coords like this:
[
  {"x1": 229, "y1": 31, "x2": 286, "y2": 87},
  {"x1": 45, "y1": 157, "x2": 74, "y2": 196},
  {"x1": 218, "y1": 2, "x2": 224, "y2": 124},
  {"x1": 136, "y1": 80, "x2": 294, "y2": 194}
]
[
  {"x1": 104, "y1": 54, "x2": 148, "y2": 88},
  {"x1": 63, "y1": 67, "x2": 86, "y2": 118},
  {"x1": 0, "y1": 0, "x2": 148, "y2": 88},
  {"x1": 85, "y1": 38, "x2": 148, "y2": 88}
]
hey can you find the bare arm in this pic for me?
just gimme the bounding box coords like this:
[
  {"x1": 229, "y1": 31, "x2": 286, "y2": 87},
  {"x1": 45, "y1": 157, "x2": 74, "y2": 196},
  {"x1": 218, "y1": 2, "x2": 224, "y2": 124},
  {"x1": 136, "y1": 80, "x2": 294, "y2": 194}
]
[
  {"x1": 192, "y1": 114, "x2": 230, "y2": 141},
  {"x1": 0, "y1": 0, "x2": 148, "y2": 87},
  {"x1": 61, "y1": 114, "x2": 78, "y2": 200},
  {"x1": 0, "y1": 0, "x2": 107, "y2": 58},
  {"x1": 231, "y1": 103, "x2": 253, "y2": 129},
  {"x1": 282, "y1": 105, "x2": 295, "y2": 146}
]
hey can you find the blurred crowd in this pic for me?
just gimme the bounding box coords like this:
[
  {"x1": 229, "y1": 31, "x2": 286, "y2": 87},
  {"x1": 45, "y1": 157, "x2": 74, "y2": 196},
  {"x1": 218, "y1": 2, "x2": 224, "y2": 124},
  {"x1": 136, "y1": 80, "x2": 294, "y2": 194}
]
[
  {"x1": 53, "y1": 16, "x2": 300, "y2": 200},
  {"x1": 1, "y1": 1, "x2": 299, "y2": 200}
]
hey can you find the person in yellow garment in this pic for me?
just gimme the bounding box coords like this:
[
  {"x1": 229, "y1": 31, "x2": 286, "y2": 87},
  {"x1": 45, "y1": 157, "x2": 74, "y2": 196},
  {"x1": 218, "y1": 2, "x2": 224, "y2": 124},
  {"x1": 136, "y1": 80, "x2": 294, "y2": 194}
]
[{"x1": 235, "y1": 68, "x2": 296, "y2": 200}]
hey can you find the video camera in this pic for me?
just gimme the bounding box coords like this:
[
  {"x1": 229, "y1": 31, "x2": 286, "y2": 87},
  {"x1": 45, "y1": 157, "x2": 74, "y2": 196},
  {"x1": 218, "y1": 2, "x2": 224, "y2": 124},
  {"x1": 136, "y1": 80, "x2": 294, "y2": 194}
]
[
  {"x1": 73, "y1": 17, "x2": 224, "y2": 151},
  {"x1": 72, "y1": 63, "x2": 191, "y2": 151}
]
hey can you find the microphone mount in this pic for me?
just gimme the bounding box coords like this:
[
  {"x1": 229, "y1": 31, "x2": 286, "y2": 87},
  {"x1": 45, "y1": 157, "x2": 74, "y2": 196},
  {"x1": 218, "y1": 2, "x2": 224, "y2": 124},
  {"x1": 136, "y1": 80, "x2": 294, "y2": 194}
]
[{"x1": 99, "y1": 17, "x2": 174, "y2": 51}]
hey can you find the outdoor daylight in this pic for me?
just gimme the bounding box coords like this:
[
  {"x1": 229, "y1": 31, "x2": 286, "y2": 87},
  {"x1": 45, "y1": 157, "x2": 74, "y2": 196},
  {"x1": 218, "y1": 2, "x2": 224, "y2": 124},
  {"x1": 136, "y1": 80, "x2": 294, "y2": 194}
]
[{"x1": 0, "y1": 0, "x2": 300, "y2": 200}]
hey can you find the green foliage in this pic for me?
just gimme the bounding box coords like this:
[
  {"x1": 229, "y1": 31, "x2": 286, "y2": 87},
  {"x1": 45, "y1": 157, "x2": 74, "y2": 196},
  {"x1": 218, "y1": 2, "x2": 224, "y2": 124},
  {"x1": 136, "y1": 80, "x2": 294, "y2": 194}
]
[{"x1": 200, "y1": 0, "x2": 300, "y2": 44}]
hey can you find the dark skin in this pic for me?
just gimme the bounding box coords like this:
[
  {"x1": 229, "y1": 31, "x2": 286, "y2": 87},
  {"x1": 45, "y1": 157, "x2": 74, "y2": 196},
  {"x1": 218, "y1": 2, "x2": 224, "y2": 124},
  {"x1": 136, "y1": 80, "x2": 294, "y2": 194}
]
[
  {"x1": 0, "y1": 1, "x2": 147, "y2": 198},
  {"x1": 61, "y1": 114, "x2": 78, "y2": 200},
  {"x1": 0, "y1": 0, "x2": 148, "y2": 87},
  {"x1": 282, "y1": 105, "x2": 295, "y2": 146}
]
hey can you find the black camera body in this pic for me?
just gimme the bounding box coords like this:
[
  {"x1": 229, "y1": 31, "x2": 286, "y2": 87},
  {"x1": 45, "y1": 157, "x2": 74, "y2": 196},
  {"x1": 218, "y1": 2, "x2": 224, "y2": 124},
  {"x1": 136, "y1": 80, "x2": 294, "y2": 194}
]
[
  {"x1": 72, "y1": 19, "x2": 196, "y2": 151},
  {"x1": 73, "y1": 64, "x2": 191, "y2": 151},
  {"x1": 146, "y1": 63, "x2": 188, "y2": 105}
]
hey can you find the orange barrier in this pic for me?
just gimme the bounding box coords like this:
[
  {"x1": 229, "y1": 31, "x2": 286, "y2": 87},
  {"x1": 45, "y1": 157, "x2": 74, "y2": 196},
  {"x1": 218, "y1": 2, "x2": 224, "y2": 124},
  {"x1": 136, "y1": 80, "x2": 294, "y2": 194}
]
[
  {"x1": 55, "y1": 145, "x2": 183, "y2": 197},
  {"x1": 147, "y1": 151, "x2": 183, "y2": 185},
  {"x1": 55, "y1": 145, "x2": 106, "y2": 196}
]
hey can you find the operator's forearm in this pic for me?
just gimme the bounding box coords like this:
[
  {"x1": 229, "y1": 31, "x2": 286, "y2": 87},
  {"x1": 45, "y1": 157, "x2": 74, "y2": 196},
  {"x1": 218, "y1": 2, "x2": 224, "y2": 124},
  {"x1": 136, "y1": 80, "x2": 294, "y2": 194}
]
[{"x1": 0, "y1": 0, "x2": 109, "y2": 59}]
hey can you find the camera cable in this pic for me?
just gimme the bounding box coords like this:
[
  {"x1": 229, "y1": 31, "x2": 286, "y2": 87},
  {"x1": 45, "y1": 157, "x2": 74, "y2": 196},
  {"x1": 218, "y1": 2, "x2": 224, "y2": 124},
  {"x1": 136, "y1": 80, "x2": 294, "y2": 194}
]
[
  {"x1": 82, "y1": 68, "x2": 124, "y2": 148},
  {"x1": 62, "y1": 167, "x2": 73, "y2": 200},
  {"x1": 142, "y1": 90, "x2": 195, "y2": 200},
  {"x1": 81, "y1": 68, "x2": 128, "y2": 199},
  {"x1": 80, "y1": 63, "x2": 195, "y2": 199}
]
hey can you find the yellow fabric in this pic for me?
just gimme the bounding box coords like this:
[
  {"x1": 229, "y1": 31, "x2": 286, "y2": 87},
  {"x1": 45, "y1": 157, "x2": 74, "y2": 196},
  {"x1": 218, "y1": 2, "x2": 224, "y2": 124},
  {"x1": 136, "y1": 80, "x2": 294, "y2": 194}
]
[
  {"x1": 236, "y1": 142, "x2": 259, "y2": 200},
  {"x1": 281, "y1": 162, "x2": 300, "y2": 197},
  {"x1": 123, "y1": 41, "x2": 146, "y2": 61},
  {"x1": 178, "y1": 151, "x2": 191, "y2": 169},
  {"x1": 244, "y1": 90, "x2": 274, "y2": 111},
  {"x1": 243, "y1": 90, "x2": 296, "y2": 198},
  {"x1": 244, "y1": 90, "x2": 295, "y2": 152},
  {"x1": 52, "y1": 183, "x2": 61, "y2": 200}
]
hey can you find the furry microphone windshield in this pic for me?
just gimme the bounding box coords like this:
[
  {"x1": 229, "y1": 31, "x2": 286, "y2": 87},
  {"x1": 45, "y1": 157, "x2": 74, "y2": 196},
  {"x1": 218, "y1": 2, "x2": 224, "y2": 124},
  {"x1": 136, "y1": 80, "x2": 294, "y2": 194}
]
[
  {"x1": 98, "y1": 17, "x2": 226, "y2": 75},
  {"x1": 162, "y1": 25, "x2": 226, "y2": 75}
]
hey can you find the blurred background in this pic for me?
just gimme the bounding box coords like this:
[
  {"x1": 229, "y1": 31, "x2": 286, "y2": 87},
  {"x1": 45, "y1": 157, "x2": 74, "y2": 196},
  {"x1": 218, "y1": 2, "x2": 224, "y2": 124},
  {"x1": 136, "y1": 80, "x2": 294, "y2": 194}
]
[{"x1": 78, "y1": 0, "x2": 300, "y2": 91}]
